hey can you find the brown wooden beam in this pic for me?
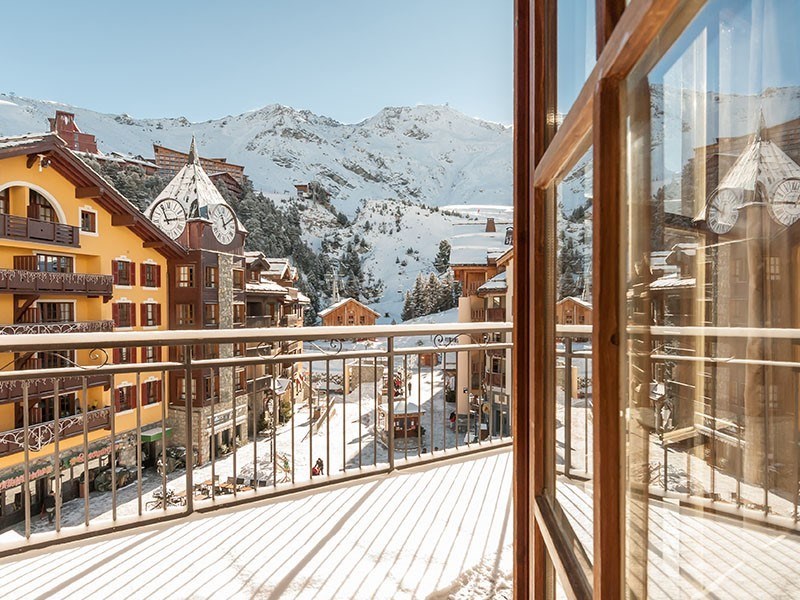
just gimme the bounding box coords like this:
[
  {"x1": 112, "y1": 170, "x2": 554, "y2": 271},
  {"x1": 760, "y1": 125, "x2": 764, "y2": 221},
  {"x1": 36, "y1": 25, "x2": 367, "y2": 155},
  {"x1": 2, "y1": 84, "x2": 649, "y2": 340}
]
[
  {"x1": 596, "y1": 0, "x2": 626, "y2": 57},
  {"x1": 75, "y1": 186, "x2": 103, "y2": 199},
  {"x1": 142, "y1": 241, "x2": 166, "y2": 249},
  {"x1": 592, "y1": 75, "x2": 623, "y2": 600},
  {"x1": 512, "y1": 1, "x2": 532, "y2": 597},
  {"x1": 533, "y1": 0, "x2": 696, "y2": 190},
  {"x1": 111, "y1": 214, "x2": 137, "y2": 226}
]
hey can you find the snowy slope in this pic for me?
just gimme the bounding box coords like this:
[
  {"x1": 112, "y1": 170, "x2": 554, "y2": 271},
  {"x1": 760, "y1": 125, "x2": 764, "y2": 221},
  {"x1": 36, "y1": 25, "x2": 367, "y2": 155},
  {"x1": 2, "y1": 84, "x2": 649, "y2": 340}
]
[{"x1": 0, "y1": 94, "x2": 512, "y2": 216}]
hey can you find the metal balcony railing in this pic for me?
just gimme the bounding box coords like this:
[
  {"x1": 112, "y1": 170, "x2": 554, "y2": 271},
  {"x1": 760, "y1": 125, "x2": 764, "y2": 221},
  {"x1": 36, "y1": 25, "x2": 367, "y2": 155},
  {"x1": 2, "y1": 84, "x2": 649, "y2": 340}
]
[{"x1": 0, "y1": 321, "x2": 512, "y2": 555}]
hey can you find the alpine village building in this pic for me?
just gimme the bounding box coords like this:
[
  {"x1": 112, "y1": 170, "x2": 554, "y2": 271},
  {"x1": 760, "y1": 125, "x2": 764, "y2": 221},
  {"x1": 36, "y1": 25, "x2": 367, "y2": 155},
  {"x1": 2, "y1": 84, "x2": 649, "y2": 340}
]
[
  {"x1": 0, "y1": 116, "x2": 307, "y2": 525},
  {"x1": 0, "y1": 132, "x2": 184, "y2": 526}
]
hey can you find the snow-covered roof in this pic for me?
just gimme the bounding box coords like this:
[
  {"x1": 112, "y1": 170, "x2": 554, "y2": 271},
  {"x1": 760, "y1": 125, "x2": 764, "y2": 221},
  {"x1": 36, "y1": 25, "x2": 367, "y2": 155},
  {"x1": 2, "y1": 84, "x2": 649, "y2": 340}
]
[
  {"x1": 0, "y1": 132, "x2": 48, "y2": 150},
  {"x1": 476, "y1": 271, "x2": 507, "y2": 295},
  {"x1": 318, "y1": 297, "x2": 381, "y2": 318},
  {"x1": 297, "y1": 292, "x2": 311, "y2": 305},
  {"x1": 556, "y1": 296, "x2": 592, "y2": 309},
  {"x1": 145, "y1": 137, "x2": 246, "y2": 231},
  {"x1": 246, "y1": 280, "x2": 287, "y2": 295},
  {"x1": 650, "y1": 274, "x2": 696, "y2": 290},
  {"x1": 449, "y1": 230, "x2": 508, "y2": 266}
]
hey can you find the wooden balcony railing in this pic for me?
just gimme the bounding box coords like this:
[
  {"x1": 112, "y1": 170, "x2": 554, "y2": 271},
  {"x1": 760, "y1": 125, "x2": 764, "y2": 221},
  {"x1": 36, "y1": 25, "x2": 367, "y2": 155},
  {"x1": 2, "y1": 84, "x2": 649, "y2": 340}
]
[
  {"x1": 0, "y1": 408, "x2": 111, "y2": 457},
  {"x1": 0, "y1": 371, "x2": 111, "y2": 404},
  {"x1": 486, "y1": 308, "x2": 506, "y2": 322},
  {"x1": 0, "y1": 269, "x2": 113, "y2": 297},
  {"x1": 246, "y1": 315, "x2": 274, "y2": 328},
  {"x1": 0, "y1": 214, "x2": 79, "y2": 248},
  {"x1": 281, "y1": 314, "x2": 301, "y2": 327}
]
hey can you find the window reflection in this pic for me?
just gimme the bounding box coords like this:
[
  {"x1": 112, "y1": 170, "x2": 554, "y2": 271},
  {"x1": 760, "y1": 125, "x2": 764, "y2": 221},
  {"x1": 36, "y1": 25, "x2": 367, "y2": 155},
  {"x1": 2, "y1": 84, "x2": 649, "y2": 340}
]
[{"x1": 626, "y1": 0, "x2": 800, "y2": 596}]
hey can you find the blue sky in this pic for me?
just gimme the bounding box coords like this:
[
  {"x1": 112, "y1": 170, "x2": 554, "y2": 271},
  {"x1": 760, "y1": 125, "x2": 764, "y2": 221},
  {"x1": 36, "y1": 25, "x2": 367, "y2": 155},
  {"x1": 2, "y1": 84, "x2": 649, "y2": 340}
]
[{"x1": 0, "y1": 1, "x2": 513, "y2": 124}]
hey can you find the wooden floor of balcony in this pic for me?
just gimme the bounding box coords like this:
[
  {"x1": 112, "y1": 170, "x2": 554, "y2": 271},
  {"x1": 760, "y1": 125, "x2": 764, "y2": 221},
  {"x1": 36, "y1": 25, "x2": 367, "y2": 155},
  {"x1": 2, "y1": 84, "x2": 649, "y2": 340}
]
[{"x1": 0, "y1": 448, "x2": 514, "y2": 600}]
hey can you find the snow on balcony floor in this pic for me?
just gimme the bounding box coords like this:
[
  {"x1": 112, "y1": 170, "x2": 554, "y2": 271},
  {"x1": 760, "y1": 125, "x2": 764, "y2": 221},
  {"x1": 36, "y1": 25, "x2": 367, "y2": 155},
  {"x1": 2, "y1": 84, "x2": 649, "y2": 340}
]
[{"x1": 0, "y1": 448, "x2": 513, "y2": 600}]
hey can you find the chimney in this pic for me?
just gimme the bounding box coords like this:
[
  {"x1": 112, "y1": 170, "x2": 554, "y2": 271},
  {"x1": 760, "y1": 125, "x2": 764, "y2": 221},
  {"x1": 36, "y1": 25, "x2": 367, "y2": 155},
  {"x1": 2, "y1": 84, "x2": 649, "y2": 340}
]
[
  {"x1": 485, "y1": 218, "x2": 496, "y2": 233},
  {"x1": 504, "y1": 226, "x2": 513, "y2": 245}
]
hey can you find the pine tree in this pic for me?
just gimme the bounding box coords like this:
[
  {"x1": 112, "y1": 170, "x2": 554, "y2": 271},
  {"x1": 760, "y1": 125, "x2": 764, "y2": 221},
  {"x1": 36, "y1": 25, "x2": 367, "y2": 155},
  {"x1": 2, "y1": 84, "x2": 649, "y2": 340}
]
[{"x1": 433, "y1": 240, "x2": 451, "y2": 274}]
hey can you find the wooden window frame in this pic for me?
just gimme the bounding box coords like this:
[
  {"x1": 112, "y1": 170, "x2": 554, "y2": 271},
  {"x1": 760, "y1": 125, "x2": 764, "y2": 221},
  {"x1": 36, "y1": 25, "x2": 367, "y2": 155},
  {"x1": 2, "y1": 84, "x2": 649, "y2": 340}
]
[
  {"x1": 514, "y1": 1, "x2": 703, "y2": 598},
  {"x1": 141, "y1": 263, "x2": 161, "y2": 288},
  {"x1": 112, "y1": 259, "x2": 135, "y2": 286}
]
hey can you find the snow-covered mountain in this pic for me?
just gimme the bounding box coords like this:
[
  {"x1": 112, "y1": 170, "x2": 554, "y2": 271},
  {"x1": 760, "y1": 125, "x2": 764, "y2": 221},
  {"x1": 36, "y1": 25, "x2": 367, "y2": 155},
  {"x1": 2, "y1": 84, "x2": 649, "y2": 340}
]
[{"x1": 0, "y1": 94, "x2": 512, "y2": 217}]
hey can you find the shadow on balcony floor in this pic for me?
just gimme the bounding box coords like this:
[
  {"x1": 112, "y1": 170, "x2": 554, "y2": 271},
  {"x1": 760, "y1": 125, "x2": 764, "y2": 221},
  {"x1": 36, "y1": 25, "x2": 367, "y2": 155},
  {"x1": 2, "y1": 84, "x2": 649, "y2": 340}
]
[{"x1": 0, "y1": 449, "x2": 513, "y2": 600}]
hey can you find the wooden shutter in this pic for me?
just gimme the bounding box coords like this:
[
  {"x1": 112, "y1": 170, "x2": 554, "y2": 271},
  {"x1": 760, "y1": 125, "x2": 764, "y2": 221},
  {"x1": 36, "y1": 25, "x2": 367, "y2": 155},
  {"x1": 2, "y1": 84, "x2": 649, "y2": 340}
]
[
  {"x1": 112, "y1": 303, "x2": 120, "y2": 327},
  {"x1": 140, "y1": 303, "x2": 147, "y2": 326},
  {"x1": 155, "y1": 265, "x2": 162, "y2": 287},
  {"x1": 130, "y1": 262, "x2": 136, "y2": 286},
  {"x1": 155, "y1": 304, "x2": 162, "y2": 326},
  {"x1": 130, "y1": 303, "x2": 137, "y2": 327},
  {"x1": 112, "y1": 260, "x2": 119, "y2": 285},
  {"x1": 113, "y1": 388, "x2": 121, "y2": 412},
  {"x1": 140, "y1": 264, "x2": 146, "y2": 286},
  {"x1": 113, "y1": 348, "x2": 120, "y2": 364},
  {"x1": 131, "y1": 385, "x2": 138, "y2": 409},
  {"x1": 156, "y1": 380, "x2": 163, "y2": 403}
]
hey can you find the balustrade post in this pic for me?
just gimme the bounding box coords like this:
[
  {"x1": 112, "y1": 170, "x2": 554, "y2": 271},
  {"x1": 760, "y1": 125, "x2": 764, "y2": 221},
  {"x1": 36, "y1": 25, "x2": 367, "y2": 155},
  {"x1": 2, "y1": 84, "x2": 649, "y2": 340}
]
[
  {"x1": 387, "y1": 336, "x2": 395, "y2": 471},
  {"x1": 184, "y1": 346, "x2": 194, "y2": 514}
]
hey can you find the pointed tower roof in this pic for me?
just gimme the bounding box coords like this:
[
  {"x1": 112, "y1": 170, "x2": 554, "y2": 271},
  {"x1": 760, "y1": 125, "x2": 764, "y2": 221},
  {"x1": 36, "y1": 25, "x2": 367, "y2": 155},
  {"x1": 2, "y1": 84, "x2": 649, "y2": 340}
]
[
  {"x1": 695, "y1": 114, "x2": 800, "y2": 222},
  {"x1": 145, "y1": 138, "x2": 246, "y2": 231}
]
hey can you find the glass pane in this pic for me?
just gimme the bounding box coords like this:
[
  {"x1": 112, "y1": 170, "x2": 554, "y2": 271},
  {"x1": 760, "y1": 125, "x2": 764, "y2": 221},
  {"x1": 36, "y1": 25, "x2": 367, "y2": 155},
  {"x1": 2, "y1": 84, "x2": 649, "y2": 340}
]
[
  {"x1": 554, "y1": 148, "x2": 594, "y2": 564},
  {"x1": 557, "y1": 0, "x2": 596, "y2": 117},
  {"x1": 625, "y1": 1, "x2": 800, "y2": 597}
]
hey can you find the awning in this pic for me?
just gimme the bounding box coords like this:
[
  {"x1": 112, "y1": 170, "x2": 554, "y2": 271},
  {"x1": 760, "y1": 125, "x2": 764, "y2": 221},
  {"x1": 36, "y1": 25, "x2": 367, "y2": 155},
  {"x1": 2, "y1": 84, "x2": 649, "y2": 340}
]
[{"x1": 140, "y1": 427, "x2": 172, "y2": 443}]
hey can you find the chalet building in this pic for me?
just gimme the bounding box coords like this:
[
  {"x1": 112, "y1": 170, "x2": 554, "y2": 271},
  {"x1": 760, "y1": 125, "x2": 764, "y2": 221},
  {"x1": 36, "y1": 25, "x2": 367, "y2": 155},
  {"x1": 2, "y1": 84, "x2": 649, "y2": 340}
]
[
  {"x1": 555, "y1": 296, "x2": 592, "y2": 326},
  {"x1": 318, "y1": 298, "x2": 379, "y2": 327},
  {"x1": 48, "y1": 111, "x2": 98, "y2": 154},
  {"x1": 243, "y1": 251, "x2": 308, "y2": 429},
  {"x1": 0, "y1": 133, "x2": 184, "y2": 524},
  {"x1": 475, "y1": 247, "x2": 513, "y2": 436},
  {"x1": 48, "y1": 111, "x2": 159, "y2": 174},
  {"x1": 153, "y1": 144, "x2": 245, "y2": 190},
  {"x1": 145, "y1": 138, "x2": 249, "y2": 464},
  {"x1": 450, "y1": 222, "x2": 509, "y2": 415}
]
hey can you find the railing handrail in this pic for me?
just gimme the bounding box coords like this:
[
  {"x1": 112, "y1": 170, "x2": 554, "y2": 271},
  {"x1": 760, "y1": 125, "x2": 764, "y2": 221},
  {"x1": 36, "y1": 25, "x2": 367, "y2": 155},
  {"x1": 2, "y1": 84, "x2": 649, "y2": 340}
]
[{"x1": 0, "y1": 321, "x2": 514, "y2": 352}]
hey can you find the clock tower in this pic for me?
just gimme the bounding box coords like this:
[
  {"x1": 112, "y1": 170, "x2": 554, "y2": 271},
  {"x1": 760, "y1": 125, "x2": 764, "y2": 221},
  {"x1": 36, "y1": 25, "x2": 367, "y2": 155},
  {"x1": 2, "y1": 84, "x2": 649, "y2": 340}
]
[{"x1": 145, "y1": 137, "x2": 249, "y2": 463}]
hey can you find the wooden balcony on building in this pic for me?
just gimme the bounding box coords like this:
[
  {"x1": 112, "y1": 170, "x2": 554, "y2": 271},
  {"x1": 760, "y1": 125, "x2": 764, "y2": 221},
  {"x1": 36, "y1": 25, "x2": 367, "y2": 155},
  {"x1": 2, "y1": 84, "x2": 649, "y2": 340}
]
[
  {"x1": 0, "y1": 371, "x2": 111, "y2": 405},
  {"x1": 486, "y1": 307, "x2": 505, "y2": 321},
  {"x1": 0, "y1": 214, "x2": 79, "y2": 248},
  {"x1": 0, "y1": 408, "x2": 111, "y2": 457},
  {"x1": 245, "y1": 315, "x2": 274, "y2": 328},
  {"x1": 0, "y1": 268, "x2": 113, "y2": 298}
]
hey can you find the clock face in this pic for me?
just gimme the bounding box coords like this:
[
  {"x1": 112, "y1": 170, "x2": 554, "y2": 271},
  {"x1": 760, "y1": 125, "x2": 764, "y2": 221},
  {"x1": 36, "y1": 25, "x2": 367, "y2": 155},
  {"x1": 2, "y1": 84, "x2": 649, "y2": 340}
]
[
  {"x1": 151, "y1": 198, "x2": 187, "y2": 240},
  {"x1": 769, "y1": 178, "x2": 800, "y2": 226},
  {"x1": 209, "y1": 204, "x2": 237, "y2": 245},
  {"x1": 707, "y1": 189, "x2": 739, "y2": 234}
]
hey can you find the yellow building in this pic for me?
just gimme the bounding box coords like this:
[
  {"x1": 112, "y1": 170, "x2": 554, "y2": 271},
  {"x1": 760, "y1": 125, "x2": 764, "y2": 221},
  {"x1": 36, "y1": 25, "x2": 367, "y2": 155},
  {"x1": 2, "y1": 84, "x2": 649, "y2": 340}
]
[{"x1": 0, "y1": 133, "x2": 185, "y2": 515}]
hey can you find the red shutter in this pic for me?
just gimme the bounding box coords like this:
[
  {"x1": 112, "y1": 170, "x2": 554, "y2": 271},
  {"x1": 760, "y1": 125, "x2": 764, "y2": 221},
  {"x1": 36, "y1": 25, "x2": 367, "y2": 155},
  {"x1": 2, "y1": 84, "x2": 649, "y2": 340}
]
[
  {"x1": 131, "y1": 385, "x2": 138, "y2": 409},
  {"x1": 112, "y1": 260, "x2": 119, "y2": 285},
  {"x1": 156, "y1": 380, "x2": 163, "y2": 403},
  {"x1": 130, "y1": 262, "x2": 136, "y2": 286},
  {"x1": 155, "y1": 304, "x2": 161, "y2": 326},
  {"x1": 140, "y1": 264, "x2": 146, "y2": 286},
  {"x1": 114, "y1": 388, "x2": 120, "y2": 412},
  {"x1": 130, "y1": 303, "x2": 137, "y2": 327},
  {"x1": 129, "y1": 347, "x2": 137, "y2": 363},
  {"x1": 157, "y1": 346, "x2": 163, "y2": 362},
  {"x1": 113, "y1": 348, "x2": 120, "y2": 364},
  {"x1": 140, "y1": 304, "x2": 147, "y2": 326},
  {"x1": 112, "y1": 303, "x2": 120, "y2": 327},
  {"x1": 156, "y1": 265, "x2": 162, "y2": 287}
]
